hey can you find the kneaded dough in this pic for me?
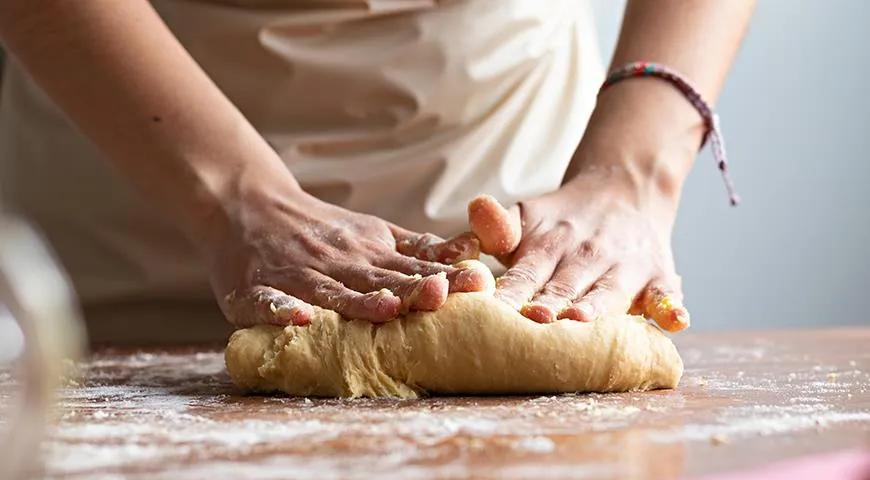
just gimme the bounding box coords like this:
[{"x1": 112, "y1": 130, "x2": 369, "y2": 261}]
[{"x1": 225, "y1": 264, "x2": 683, "y2": 398}]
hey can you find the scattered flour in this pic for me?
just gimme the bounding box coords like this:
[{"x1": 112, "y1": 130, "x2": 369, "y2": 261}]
[
  {"x1": 513, "y1": 436, "x2": 556, "y2": 453},
  {"x1": 0, "y1": 342, "x2": 866, "y2": 480}
]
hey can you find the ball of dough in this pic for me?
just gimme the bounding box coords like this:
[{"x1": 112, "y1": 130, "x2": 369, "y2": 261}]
[{"x1": 225, "y1": 261, "x2": 683, "y2": 398}]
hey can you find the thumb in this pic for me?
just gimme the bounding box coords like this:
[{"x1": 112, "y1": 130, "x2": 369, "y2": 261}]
[
  {"x1": 390, "y1": 226, "x2": 481, "y2": 265},
  {"x1": 467, "y1": 194, "x2": 522, "y2": 260},
  {"x1": 633, "y1": 275, "x2": 690, "y2": 333}
]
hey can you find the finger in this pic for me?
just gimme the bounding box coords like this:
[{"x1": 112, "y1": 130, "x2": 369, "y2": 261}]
[
  {"x1": 374, "y1": 254, "x2": 494, "y2": 293},
  {"x1": 494, "y1": 249, "x2": 557, "y2": 314},
  {"x1": 298, "y1": 270, "x2": 402, "y2": 323},
  {"x1": 522, "y1": 256, "x2": 606, "y2": 324},
  {"x1": 224, "y1": 286, "x2": 314, "y2": 328},
  {"x1": 559, "y1": 267, "x2": 644, "y2": 322},
  {"x1": 391, "y1": 227, "x2": 481, "y2": 264},
  {"x1": 637, "y1": 276, "x2": 691, "y2": 332},
  {"x1": 453, "y1": 259, "x2": 497, "y2": 294},
  {"x1": 467, "y1": 194, "x2": 522, "y2": 259},
  {"x1": 326, "y1": 263, "x2": 449, "y2": 312}
]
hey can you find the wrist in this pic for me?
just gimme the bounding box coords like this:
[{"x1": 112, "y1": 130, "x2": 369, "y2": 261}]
[
  {"x1": 565, "y1": 78, "x2": 705, "y2": 201},
  {"x1": 178, "y1": 152, "x2": 311, "y2": 249}
]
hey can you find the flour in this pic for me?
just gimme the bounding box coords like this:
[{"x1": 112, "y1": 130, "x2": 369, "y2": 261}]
[
  {"x1": 514, "y1": 436, "x2": 556, "y2": 453},
  {"x1": 649, "y1": 385, "x2": 870, "y2": 443},
  {"x1": 650, "y1": 411, "x2": 870, "y2": 443},
  {"x1": 38, "y1": 367, "x2": 665, "y2": 479},
  {"x1": 0, "y1": 341, "x2": 864, "y2": 480},
  {"x1": 47, "y1": 442, "x2": 190, "y2": 473}
]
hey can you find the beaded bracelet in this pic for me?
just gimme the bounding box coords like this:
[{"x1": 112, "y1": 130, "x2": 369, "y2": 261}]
[{"x1": 600, "y1": 61, "x2": 739, "y2": 206}]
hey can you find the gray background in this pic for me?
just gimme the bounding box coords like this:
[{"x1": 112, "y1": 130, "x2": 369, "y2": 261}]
[
  {"x1": 0, "y1": 2, "x2": 868, "y2": 340},
  {"x1": 591, "y1": 0, "x2": 870, "y2": 330}
]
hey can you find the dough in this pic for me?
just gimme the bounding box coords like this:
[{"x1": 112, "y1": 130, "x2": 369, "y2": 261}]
[{"x1": 224, "y1": 263, "x2": 683, "y2": 398}]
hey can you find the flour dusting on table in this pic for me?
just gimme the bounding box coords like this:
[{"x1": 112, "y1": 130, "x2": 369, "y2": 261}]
[{"x1": 1, "y1": 333, "x2": 869, "y2": 479}]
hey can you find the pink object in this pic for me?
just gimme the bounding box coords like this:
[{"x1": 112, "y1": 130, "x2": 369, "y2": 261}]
[{"x1": 690, "y1": 449, "x2": 870, "y2": 480}]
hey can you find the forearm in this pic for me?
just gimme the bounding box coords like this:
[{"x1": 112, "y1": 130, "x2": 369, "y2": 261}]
[
  {"x1": 565, "y1": 0, "x2": 755, "y2": 200},
  {"x1": 0, "y1": 0, "x2": 297, "y2": 241}
]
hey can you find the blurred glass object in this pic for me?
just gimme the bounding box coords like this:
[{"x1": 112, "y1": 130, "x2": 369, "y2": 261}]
[
  {"x1": 0, "y1": 305, "x2": 24, "y2": 364},
  {"x1": 0, "y1": 214, "x2": 86, "y2": 480}
]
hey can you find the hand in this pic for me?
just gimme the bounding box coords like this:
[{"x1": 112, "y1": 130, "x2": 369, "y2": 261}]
[
  {"x1": 467, "y1": 165, "x2": 690, "y2": 332},
  {"x1": 202, "y1": 182, "x2": 490, "y2": 328}
]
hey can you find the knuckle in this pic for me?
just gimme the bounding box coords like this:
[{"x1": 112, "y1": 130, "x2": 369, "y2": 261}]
[
  {"x1": 358, "y1": 236, "x2": 388, "y2": 255},
  {"x1": 502, "y1": 265, "x2": 538, "y2": 285},
  {"x1": 542, "y1": 279, "x2": 577, "y2": 299},
  {"x1": 312, "y1": 278, "x2": 339, "y2": 298},
  {"x1": 576, "y1": 240, "x2": 599, "y2": 260},
  {"x1": 551, "y1": 220, "x2": 578, "y2": 241},
  {"x1": 585, "y1": 282, "x2": 622, "y2": 305},
  {"x1": 306, "y1": 242, "x2": 338, "y2": 266}
]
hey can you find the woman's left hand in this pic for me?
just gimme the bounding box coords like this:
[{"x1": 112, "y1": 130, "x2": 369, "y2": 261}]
[{"x1": 468, "y1": 165, "x2": 690, "y2": 332}]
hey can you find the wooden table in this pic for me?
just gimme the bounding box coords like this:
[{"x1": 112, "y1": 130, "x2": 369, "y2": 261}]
[{"x1": 5, "y1": 328, "x2": 870, "y2": 479}]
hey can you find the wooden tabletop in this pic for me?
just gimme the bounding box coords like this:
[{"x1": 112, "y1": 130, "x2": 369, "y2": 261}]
[{"x1": 4, "y1": 328, "x2": 870, "y2": 479}]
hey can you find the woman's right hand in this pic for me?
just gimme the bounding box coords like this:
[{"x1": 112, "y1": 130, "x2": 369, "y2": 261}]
[
  {"x1": 0, "y1": 2, "x2": 490, "y2": 330},
  {"x1": 202, "y1": 177, "x2": 492, "y2": 328}
]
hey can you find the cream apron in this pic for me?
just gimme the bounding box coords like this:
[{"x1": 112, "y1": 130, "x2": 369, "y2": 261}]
[{"x1": 0, "y1": 0, "x2": 603, "y2": 344}]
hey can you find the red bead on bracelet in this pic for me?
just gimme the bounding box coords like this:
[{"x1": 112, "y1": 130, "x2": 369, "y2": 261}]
[{"x1": 600, "y1": 61, "x2": 740, "y2": 206}]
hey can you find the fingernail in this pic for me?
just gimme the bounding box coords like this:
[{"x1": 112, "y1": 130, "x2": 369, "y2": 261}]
[
  {"x1": 270, "y1": 301, "x2": 312, "y2": 326},
  {"x1": 673, "y1": 308, "x2": 691, "y2": 328},
  {"x1": 659, "y1": 295, "x2": 687, "y2": 316},
  {"x1": 271, "y1": 302, "x2": 296, "y2": 320}
]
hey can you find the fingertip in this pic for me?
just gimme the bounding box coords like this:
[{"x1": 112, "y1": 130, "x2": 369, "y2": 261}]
[
  {"x1": 642, "y1": 283, "x2": 690, "y2": 332},
  {"x1": 467, "y1": 194, "x2": 521, "y2": 257},
  {"x1": 520, "y1": 303, "x2": 556, "y2": 324},
  {"x1": 657, "y1": 303, "x2": 691, "y2": 332},
  {"x1": 408, "y1": 273, "x2": 449, "y2": 311},
  {"x1": 450, "y1": 261, "x2": 496, "y2": 293},
  {"x1": 673, "y1": 308, "x2": 691, "y2": 331},
  {"x1": 557, "y1": 302, "x2": 595, "y2": 322},
  {"x1": 228, "y1": 286, "x2": 315, "y2": 328},
  {"x1": 360, "y1": 289, "x2": 402, "y2": 323},
  {"x1": 271, "y1": 300, "x2": 314, "y2": 326}
]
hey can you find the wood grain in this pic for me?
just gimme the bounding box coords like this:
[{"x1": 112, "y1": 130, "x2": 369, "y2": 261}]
[{"x1": 3, "y1": 328, "x2": 870, "y2": 479}]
